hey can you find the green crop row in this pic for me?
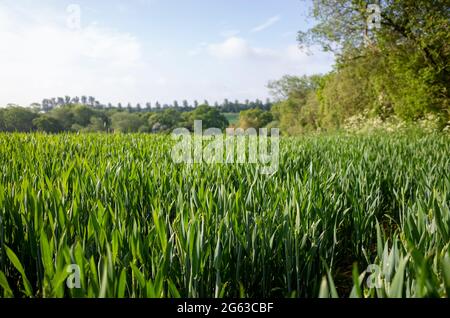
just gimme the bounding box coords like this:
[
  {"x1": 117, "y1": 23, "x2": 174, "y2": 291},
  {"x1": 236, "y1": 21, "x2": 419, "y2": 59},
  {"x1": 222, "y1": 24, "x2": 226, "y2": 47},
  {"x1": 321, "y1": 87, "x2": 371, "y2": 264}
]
[{"x1": 0, "y1": 132, "x2": 449, "y2": 298}]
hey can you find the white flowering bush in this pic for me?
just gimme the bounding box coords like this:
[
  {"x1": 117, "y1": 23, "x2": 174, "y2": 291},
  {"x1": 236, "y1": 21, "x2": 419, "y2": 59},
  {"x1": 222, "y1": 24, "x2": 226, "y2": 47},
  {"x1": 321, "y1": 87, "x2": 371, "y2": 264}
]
[{"x1": 343, "y1": 113, "x2": 449, "y2": 134}]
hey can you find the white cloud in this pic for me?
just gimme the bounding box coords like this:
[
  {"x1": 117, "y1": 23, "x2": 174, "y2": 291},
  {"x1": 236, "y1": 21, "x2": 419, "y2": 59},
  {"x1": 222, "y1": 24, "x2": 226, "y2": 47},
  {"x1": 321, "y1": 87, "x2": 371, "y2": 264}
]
[
  {"x1": 251, "y1": 15, "x2": 281, "y2": 33},
  {"x1": 284, "y1": 45, "x2": 335, "y2": 74},
  {"x1": 202, "y1": 37, "x2": 334, "y2": 103},
  {"x1": 207, "y1": 37, "x2": 277, "y2": 60},
  {"x1": 220, "y1": 29, "x2": 240, "y2": 38},
  {"x1": 207, "y1": 37, "x2": 333, "y2": 73},
  {"x1": 0, "y1": 4, "x2": 143, "y2": 106},
  {"x1": 208, "y1": 37, "x2": 253, "y2": 59}
]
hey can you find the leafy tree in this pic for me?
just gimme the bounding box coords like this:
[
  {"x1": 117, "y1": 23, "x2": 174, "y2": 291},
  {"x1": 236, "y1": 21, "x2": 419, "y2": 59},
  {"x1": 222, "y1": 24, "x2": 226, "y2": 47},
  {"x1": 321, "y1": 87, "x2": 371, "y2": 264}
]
[
  {"x1": 71, "y1": 105, "x2": 95, "y2": 127},
  {"x1": 111, "y1": 112, "x2": 146, "y2": 133},
  {"x1": 88, "y1": 96, "x2": 95, "y2": 107},
  {"x1": 0, "y1": 107, "x2": 38, "y2": 132},
  {"x1": 238, "y1": 109, "x2": 273, "y2": 130},
  {"x1": 299, "y1": 0, "x2": 449, "y2": 122},
  {"x1": 185, "y1": 105, "x2": 229, "y2": 131},
  {"x1": 151, "y1": 108, "x2": 182, "y2": 129},
  {"x1": 84, "y1": 117, "x2": 108, "y2": 132},
  {"x1": 268, "y1": 75, "x2": 324, "y2": 134},
  {"x1": 33, "y1": 116, "x2": 64, "y2": 133},
  {"x1": 268, "y1": 75, "x2": 323, "y2": 101},
  {"x1": 41, "y1": 99, "x2": 51, "y2": 112},
  {"x1": 30, "y1": 103, "x2": 41, "y2": 111},
  {"x1": 48, "y1": 106, "x2": 75, "y2": 130}
]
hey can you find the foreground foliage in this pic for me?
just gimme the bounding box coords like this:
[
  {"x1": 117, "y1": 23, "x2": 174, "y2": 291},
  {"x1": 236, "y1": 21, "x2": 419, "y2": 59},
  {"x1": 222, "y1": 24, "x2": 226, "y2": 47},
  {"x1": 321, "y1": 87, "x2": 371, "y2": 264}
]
[{"x1": 0, "y1": 133, "x2": 449, "y2": 298}]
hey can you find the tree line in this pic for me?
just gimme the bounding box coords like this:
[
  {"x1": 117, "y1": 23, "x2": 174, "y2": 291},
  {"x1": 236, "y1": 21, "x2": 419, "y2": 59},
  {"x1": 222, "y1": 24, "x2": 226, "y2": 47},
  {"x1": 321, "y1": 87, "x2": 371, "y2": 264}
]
[
  {"x1": 0, "y1": 95, "x2": 276, "y2": 133},
  {"x1": 0, "y1": 104, "x2": 238, "y2": 133},
  {"x1": 22, "y1": 97, "x2": 271, "y2": 114}
]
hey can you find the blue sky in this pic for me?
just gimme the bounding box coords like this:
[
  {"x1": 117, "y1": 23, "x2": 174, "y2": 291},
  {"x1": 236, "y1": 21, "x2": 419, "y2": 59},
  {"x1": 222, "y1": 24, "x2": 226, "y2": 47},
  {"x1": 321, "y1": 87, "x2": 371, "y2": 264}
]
[{"x1": 0, "y1": 0, "x2": 335, "y2": 106}]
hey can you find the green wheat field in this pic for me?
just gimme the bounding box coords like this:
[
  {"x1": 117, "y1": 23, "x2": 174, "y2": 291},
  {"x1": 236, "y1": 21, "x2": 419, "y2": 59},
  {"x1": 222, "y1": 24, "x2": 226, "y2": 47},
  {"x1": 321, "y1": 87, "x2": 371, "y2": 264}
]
[{"x1": 0, "y1": 132, "x2": 449, "y2": 298}]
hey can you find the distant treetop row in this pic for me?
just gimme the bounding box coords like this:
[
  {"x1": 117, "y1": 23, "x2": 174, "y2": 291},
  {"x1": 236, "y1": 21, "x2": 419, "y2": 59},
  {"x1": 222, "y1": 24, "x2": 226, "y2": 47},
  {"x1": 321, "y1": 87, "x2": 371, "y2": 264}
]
[{"x1": 11, "y1": 96, "x2": 273, "y2": 114}]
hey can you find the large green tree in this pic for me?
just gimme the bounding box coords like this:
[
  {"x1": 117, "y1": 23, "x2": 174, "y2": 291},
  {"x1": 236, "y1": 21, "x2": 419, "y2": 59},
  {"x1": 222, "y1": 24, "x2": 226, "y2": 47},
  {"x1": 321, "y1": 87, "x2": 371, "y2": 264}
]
[
  {"x1": 238, "y1": 109, "x2": 273, "y2": 130},
  {"x1": 33, "y1": 116, "x2": 64, "y2": 133},
  {"x1": 299, "y1": 0, "x2": 449, "y2": 121},
  {"x1": 184, "y1": 105, "x2": 229, "y2": 131},
  {"x1": 268, "y1": 75, "x2": 324, "y2": 134},
  {"x1": 0, "y1": 107, "x2": 38, "y2": 132},
  {"x1": 111, "y1": 112, "x2": 147, "y2": 133}
]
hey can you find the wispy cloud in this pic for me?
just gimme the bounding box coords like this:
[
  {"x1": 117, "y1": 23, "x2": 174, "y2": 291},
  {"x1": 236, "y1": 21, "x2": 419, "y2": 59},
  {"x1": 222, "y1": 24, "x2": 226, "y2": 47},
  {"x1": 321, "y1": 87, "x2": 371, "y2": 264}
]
[
  {"x1": 251, "y1": 15, "x2": 281, "y2": 33},
  {"x1": 220, "y1": 29, "x2": 240, "y2": 38},
  {"x1": 207, "y1": 37, "x2": 334, "y2": 74},
  {"x1": 207, "y1": 37, "x2": 275, "y2": 60},
  {"x1": 0, "y1": 3, "x2": 144, "y2": 106}
]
